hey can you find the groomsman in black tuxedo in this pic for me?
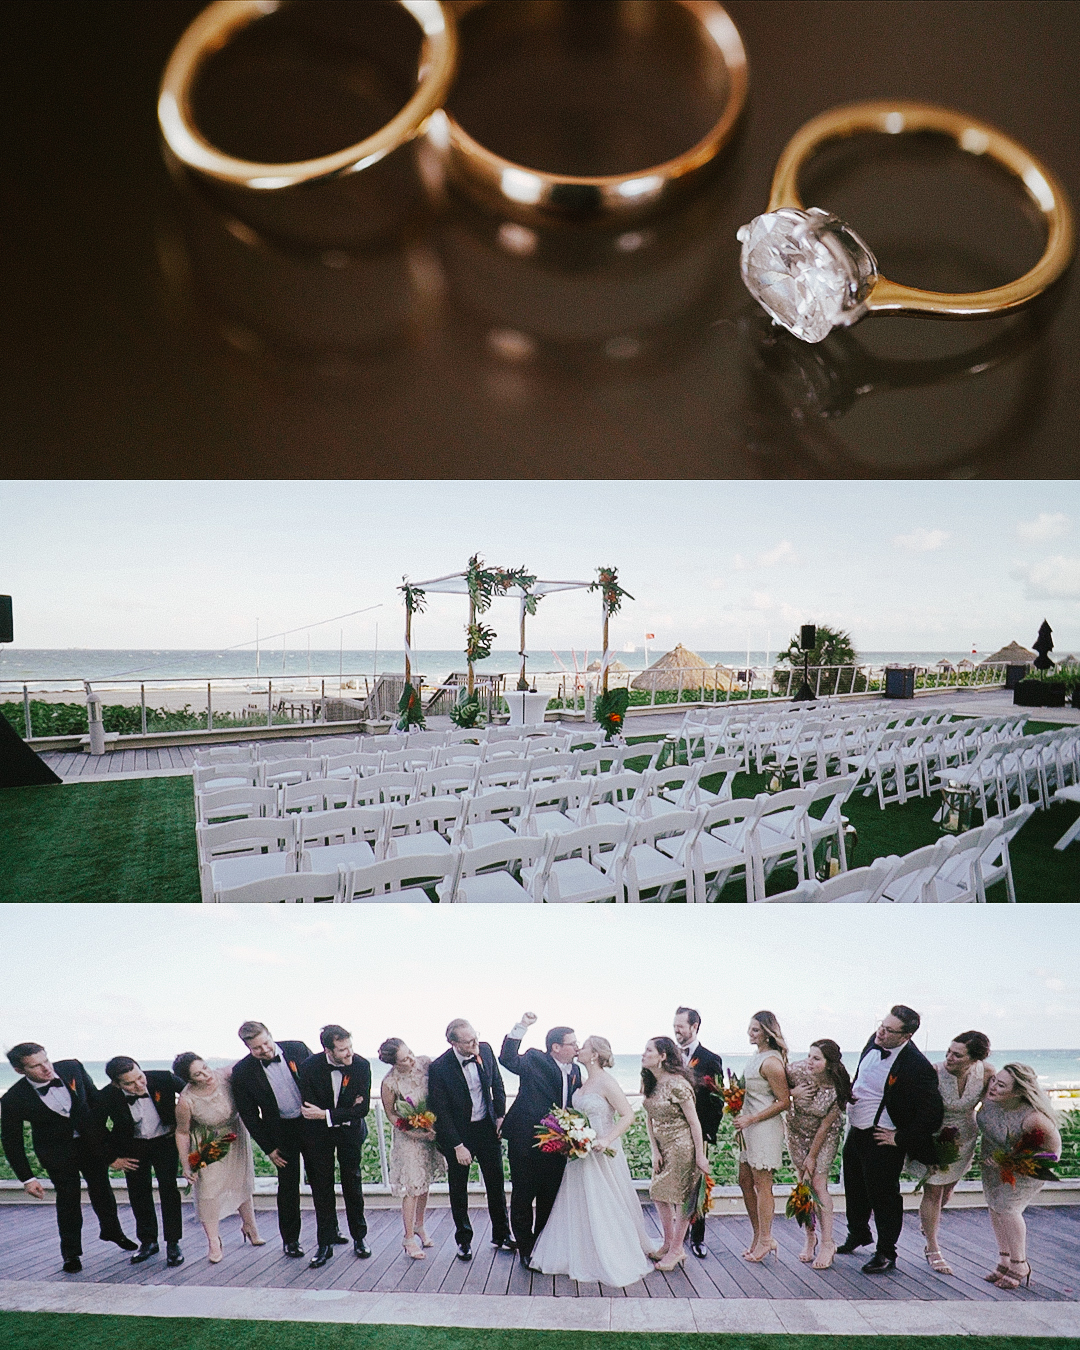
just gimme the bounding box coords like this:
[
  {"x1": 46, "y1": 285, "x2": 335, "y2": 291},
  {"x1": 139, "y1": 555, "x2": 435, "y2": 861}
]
[
  {"x1": 428, "y1": 1018, "x2": 514, "y2": 1262},
  {"x1": 0, "y1": 1043, "x2": 137, "y2": 1272},
  {"x1": 230, "y1": 1020, "x2": 313, "y2": 1258},
  {"x1": 500, "y1": 1012, "x2": 582, "y2": 1268},
  {"x1": 298, "y1": 1024, "x2": 372, "y2": 1269},
  {"x1": 839, "y1": 1005, "x2": 944, "y2": 1274},
  {"x1": 97, "y1": 1057, "x2": 185, "y2": 1267},
  {"x1": 673, "y1": 1006, "x2": 723, "y2": 1259}
]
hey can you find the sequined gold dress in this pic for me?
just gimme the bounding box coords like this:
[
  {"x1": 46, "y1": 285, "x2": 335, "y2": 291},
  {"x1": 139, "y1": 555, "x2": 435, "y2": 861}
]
[
  {"x1": 784, "y1": 1060, "x2": 841, "y2": 1175},
  {"x1": 643, "y1": 1076, "x2": 697, "y2": 1205}
]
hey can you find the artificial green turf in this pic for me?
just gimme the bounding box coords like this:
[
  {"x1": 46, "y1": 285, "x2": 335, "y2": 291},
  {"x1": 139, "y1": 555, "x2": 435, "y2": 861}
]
[
  {"x1": 0, "y1": 777, "x2": 200, "y2": 902},
  {"x1": 0, "y1": 1316, "x2": 1074, "y2": 1350}
]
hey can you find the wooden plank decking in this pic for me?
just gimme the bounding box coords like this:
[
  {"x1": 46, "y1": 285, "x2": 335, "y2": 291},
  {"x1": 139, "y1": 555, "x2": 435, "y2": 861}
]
[{"x1": 1, "y1": 1203, "x2": 1075, "y2": 1303}]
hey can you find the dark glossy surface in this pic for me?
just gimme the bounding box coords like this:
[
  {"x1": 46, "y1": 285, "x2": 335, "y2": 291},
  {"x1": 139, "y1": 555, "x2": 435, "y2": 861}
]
[{"x1": 2, "y1": 0, "x2": 1078, "y2": 478}]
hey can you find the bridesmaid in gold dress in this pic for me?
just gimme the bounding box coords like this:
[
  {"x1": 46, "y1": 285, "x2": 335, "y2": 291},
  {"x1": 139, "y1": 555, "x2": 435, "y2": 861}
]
[
  {"x1": 785, "y1": 1039, "x2": 851, "y2": 1270},
  {"x1": 733, "y1": 1012, "x2": 790, "y2": 1264},
  {"x1": 641, "y1": 1036, "x2": 711, "y2": 1272},
  {"x1": 378, "y1": 1038, "x2": 445, "y2": 1260}
]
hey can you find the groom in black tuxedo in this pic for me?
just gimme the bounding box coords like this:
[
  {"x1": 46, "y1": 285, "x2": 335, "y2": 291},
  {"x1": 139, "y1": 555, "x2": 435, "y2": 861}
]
[
  {"x1": 298, "y1": 1024, "x2": 372, "y2": 1269},
  {"x1": 230, "y1": 1020, "x2": 313, "y2": 1258},
  {"x1": 839, "y1": 1005, "x2": 943, "y2": 1274},
  {"x1": 674, "y1": 1006, "x2": 723, "y2": 1258},
  {"x1": 500, "y1": 1012, "x2": 582, "y2": 1268},
  {"x1": 96, "y1": 1057, "x2": 185, "y2": 1267},
  {"x1": 0, "y1": 1043, "x2": 137, "y2": 1272},
  {"x1": 428, "y1": 1018, "x2": 513, "y2": 1262}
]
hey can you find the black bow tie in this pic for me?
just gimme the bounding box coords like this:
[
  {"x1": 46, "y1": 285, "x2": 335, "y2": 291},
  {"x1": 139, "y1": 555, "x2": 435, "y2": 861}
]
[
  {"x1": 873, "y1": 1046, "x2": 891, "y2": 1058},
  {"x1": 125, "y1": 1094, "x2": 149, "y2": 1103},
  {"x1": 36, "y1": 1081, "x2": 64, "y2": 1094},
  {"x1": 265, "y1": 1056, "x2": 282, "y2": 1064}
]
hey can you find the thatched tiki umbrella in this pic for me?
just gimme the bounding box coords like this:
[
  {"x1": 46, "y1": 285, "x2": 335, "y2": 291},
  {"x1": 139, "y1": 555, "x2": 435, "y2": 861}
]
[
  {"x1": 979, "y1": 640, "x2": 1037, "y2": 666},
  {"x1": 631, "y1": 644, "x2": 735, "y2": 697}
]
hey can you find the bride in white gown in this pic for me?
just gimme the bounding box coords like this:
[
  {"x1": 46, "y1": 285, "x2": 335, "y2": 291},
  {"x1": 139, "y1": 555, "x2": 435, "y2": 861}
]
[{"x1": 531, "y1": 1036, "x2": 656, "y2": 1287}]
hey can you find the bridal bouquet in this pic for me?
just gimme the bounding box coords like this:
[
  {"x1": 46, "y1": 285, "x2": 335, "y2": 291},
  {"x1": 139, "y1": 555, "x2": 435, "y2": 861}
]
[
  {"x1": 719, "y1": 1070, "x2": 745, "y2": 1118},
  {"x1": 535, "y1": 1107, "x2": 614, "y2": 1159},
  {"x1": 188, "y1": 1127, "x2": 237, "y2": 1174},
  {"x1": 785, "y1": 1180, "x2": 817, "y2": 1231},
  {"x1": 393, "y1": 1096, "x2": 436, "y2": 1134},
  {"x1": 991, "y1": 1128, "x2": 1060, "y2": 1186}
]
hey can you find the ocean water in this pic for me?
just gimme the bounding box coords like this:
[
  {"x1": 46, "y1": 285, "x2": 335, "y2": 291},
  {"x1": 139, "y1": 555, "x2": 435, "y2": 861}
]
[
  {"x1": 4, "y1": 1050, "x2": 1078, "y2": 1094},
  {"x1": 1, "y1": 649, "x2": 986, "y2": 693}
]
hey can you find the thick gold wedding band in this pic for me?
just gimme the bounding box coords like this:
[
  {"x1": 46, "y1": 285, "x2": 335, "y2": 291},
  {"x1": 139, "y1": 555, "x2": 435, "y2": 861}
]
[
  {"x1": 443, "y1": 0, "x2": 748, "y2": 220},
  {"x1": 737, "y1": 100, "x2": 1075, "y2": 342},
  {"x1": 158, "y1": 0, "x2": 458, "y2": 190}
]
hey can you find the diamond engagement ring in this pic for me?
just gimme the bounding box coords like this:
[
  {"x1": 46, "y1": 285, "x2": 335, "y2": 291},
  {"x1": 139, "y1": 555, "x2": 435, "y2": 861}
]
[{"x1": 737, "y1": 101, "x2": 1074, "y2": 343}]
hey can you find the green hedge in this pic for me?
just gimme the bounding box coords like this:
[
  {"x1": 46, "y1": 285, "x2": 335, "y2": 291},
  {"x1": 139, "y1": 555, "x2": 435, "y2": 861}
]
[{"x1": 1, "y1": 701, "x2": 297, "y2": 738}]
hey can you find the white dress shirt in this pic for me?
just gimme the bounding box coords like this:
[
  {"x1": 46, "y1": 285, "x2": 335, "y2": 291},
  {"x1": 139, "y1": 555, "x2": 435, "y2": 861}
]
[
  {"x1": 557, "y1": 1060, "x2": 572, "y2": 1108},
  {"x1": 681, "y1": 1038, "x2": 700, "y2": 1067},
  {"x1": 262, "y1": 1046, "x2": 303, "y2": 1120},
  {"x1": 848, "y1": 1046, "x2": 898, "y2": 1130},
  {"x1": 454, "y1": 1049, "x2": 486, "y2": 1121},
  {"x1": 126, "y1": 1093, "x2": 168, "y2": 1140}
]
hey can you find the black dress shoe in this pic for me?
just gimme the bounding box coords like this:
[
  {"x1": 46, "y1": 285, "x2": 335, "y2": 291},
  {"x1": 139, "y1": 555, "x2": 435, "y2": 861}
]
[
  {"x1": 106, "y1": 1233, "x2": 139, "y2": 1252},
  {"x1": 691, "y1": 1242, "x2": 707, "y2": 1259},
  {"x1": 354, "y1": 1240, "x2": 371, "y2": 1259},
  {"x1": 62, "y1": 1257, "x2": 83, "y2": 1274},
  {"x1": 862, "y1": 1252, "x2": 897, "y2": 1275},
  {"x1": 309, "y1": 1244, "x2": 334, "y2": 1269},
  {"x1": 166, "y1": 1244, "x2": 185, "y2": 1268},
  {"x1": 330, "y1": 1232, "x2": 350, "y2": 1245},
  {"x1": 836, "y1": 1232, "x2": 873, "y2": 1254},
  {"x1": 456, "y1": 1242, "x2": 472, "y2": 1262},
  {"x1": 283, "y1": 1241, "x2": 305, "y2": 1258},
  {"x1": 491, "y1": 1237, "x2": 518, "y2": 1252},
  {"x1": 131, "y1": 1241, "x2": 159, "y2": 1264}
]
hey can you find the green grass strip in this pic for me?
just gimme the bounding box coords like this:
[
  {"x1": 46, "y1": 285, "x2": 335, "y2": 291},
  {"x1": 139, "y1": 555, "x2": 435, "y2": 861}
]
[{"x1": 0, "y1": 1314, "x2": 1075, "y2": 1350}]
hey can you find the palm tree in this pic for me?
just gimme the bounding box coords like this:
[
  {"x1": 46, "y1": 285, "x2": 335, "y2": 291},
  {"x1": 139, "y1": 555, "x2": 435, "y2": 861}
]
[{"x1": 776, "y1": 624, "x2": 859, "y2": 669}]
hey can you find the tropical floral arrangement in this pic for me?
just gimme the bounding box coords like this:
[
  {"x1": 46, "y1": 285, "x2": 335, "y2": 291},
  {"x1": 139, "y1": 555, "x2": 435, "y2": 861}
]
[
  {"x1": 534, "y1": 1106, "x2": 614, "y2": 1160},
  {"x1": 450, "y1": 693, "x2": 485, "y2": 729},
  {"x1": 594, "y1": 687, "x2": 630, "y2": 741},
  {"x1": 684, "y1": 1170, "x2": 714, "y2": 1223},
  {"x1": 393, "y1": 1096, "x2": 436, "y2": 1134},
  {"x1": 785, "y1": 1179, "x2": 817, "y2": 1230},
  {"x1": 720, "y1": 1070, "x2": 745, "y2": 1118},
  {"x1": 913, "y1": 1124, "x2": 963, "y2": 1192},
  {"x1": 590, "y1": 566, "x2": 634, "y2": 617},
  {"x1": 992, "y1": 1128, "x2": 1060, "y2": 1185},
  {"x1": 465, "y1": 621, "x2": 497, "y2": 664},
  {"x1": 188, "y1": 1127, "x2": 237, "y2": 1174},
  {"x1": 396, "y1": 682, "x2": 425, "y2": 731}
]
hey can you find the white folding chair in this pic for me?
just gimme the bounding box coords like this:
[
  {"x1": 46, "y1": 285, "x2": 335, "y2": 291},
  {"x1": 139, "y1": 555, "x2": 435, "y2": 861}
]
[
  {"x1": 281, "y1": 777, "x2": 355, "y2": 814},
  {"x1": 310, "y1": 736, "x2": 360, "y2": 757},
  {"x1": 193, "y1": 761, "x2": 266, "y2": 794},
  {"x1": 1051, "y1": 785, "x2": 1080, "y2": 852},
  {"x1": 297, "y1": 806, "x2": 387, "y2": 871},
  {"x1": 197, "y1": 785, "x2": 279, "y2": 825},
  {"x1": 211, "y1": 869, "x2": 344, "y2": 903},
  {"x1": 623, "y1": 808, "x2": 706, "y2": 904},
  {"x1": 262, "y1": 756, "x2": 324, "y2": 788},
  {"x1": 415, "y1": 764, "x2": 480, "y2": 798},
  {"x1": 197, "y1": 817, "x2": 300, "y2": 901},
  {"x1": 588, "y1": 770, "x2": 651, "y2": 824},
  {"x1": 194, "y1": 744, "x2": 257, "y2": 766},
  {"x1": 384, "y1": 798, "x2": 463, "y2": 858},
  {"x1": 525, "y1": 751, "x2": 582, "y2": 783},
  {"x1": 784, "y1": 857, "x2": 899, "y2": 903},
  {"x1": 527, "y1": 822, "x2": 631, "y2": 903},
  {"x1": 342, "y1": 851, "x2": 458, "y2": 903},
  {"x1": 352, "y1": 771, "x2": 420, "y2": 807},
  {"x1": 473, "y1": 757, "x2": 533, "y2": 793},
  {"x1": 448, "y1": 835, "x2": 551, "y2": 903},
  {"x1": 453, "y1": 789, "x2": 532, "y2": 848},
  {"x1": 324, "y1": 752, "x2": 384, "y2": 781},
  {"x1": 526, "y1": 779, "x2": 597, "y2": 836},
  {"x1": 693, "y1": 797, "x2": 765, "y2": 901},
  {"x1": 748, "y1": 787, "x2": 816, "y2": 899}
]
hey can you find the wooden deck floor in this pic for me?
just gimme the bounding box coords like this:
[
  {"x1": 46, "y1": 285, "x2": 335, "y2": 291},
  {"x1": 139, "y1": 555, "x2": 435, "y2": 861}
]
[{"x1": 1, "y1": 1203, "x2": 1075, "y2": 1303}]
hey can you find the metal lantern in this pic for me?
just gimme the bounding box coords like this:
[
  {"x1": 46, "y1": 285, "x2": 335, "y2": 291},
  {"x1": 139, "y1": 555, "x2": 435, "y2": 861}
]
[
  {"x1": 656, "y1": 733, "x2": 681, "y2": 771},
  {"x1": 817, "y1": 820, "x2": 858, "y2": 881},
  {"x1": 937, "y1": 780, "x2": 975, "y2": 835}
]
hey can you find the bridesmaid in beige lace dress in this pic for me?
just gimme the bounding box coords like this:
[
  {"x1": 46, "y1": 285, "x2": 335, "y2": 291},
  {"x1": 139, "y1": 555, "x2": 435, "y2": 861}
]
[
  {"x1": 173, "y1": 1053, "x2": 261, "y2": 1263},
  {"x1": 733, "y1": 1012, "x2": 790, "y2": 1264},
  {"x1": 379, "y1": 1039, "x2": 446, "y2": 1260},
  {"x1": 785, "y1": 1039, "x2": 851, "y2": 1270},
  {"x1": 641, "y1": 1037, "x2": 711, "y2": 1272},
  {"x1": 911, "y1": 1031, "x2": 994, "y2": 1276}
]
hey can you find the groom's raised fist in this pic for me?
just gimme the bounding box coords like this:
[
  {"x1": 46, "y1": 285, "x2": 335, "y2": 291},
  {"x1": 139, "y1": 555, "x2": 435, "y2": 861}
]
[{"x1": 521, "y1": 1012, "x2": 537, "y2": 1027}]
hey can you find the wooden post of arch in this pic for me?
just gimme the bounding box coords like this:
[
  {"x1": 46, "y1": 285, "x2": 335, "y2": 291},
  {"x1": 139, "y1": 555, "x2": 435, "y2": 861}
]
[{"x1": 467, "y1": 594, "x2": 475, "y2": 697}]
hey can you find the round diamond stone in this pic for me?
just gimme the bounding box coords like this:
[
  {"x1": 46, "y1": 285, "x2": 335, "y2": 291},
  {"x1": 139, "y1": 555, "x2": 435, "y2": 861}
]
[{"x1": 737, "y1": 208, "x2": 878, "y2": 343}]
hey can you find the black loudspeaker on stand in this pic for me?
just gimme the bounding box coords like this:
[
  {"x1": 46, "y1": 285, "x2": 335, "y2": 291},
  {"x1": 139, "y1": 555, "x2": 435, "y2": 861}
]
[{"x1": 793, "y1": 623, "x2": 817, "y2": 702}]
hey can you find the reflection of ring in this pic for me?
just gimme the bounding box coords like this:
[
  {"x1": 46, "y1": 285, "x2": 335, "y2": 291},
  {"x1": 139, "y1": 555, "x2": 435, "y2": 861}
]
[
  {"x1": 737, "y1": 101, "x2": 1075, "y2": 343},
  {"x1": 443, "y1": 0, "x2": 748, "y2": 220},
  {"x1": 158, "y1": 0, "x2": 457, "y2": 190}
]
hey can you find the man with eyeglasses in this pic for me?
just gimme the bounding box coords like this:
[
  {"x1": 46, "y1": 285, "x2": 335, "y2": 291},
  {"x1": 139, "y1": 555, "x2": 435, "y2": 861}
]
[
  {"x1": 838, "y1": 1006, "x2": 943, "y2": 1274},
  {"x1": 500, "y1": 1012, "x2": 582, "y2": 1269}
]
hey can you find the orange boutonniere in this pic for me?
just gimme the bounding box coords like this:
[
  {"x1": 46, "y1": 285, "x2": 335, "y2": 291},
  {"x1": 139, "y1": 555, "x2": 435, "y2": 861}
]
[
  {"x1": 154, "y1": 1091, "x2": 161, "y2": 1104},
  {"x1": 341, "y1": 1075, "x2": 350, "y2": 1089},
  {"x1": 887, "y1": 1074, "x2": 897, "y2": 1087},
  {"x1": 69, "y1": 1078, "x2": 77, "y2": 1093},
  {"x1": 288, "y1": 1061, "x2": 297, "y2": 1074}
]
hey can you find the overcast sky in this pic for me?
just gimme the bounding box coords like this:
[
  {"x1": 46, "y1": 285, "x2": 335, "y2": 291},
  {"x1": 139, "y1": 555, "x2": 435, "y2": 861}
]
[
  {"x1": 2, "y1": 906, "x2": 1076, "y2": 1067},
  {"x1": 2, "y1": 480, "x2": 1079, "y2": 654}
]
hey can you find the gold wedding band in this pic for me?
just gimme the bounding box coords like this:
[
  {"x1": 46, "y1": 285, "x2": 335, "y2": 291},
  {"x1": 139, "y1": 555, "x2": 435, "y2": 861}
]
[
  {"x1": 738, "y1": 100, "x2": 1075, "y2": 342},
  {"x1": 443, "y1": 0, "x2": 748, "y2": 221},
  {"x1": 158, "y1": 0, "x2": 458, "y2": 190}
]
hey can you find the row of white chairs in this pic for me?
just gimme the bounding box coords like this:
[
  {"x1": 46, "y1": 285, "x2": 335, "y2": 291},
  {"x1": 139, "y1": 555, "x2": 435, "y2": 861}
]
[
  {"x1": 199, "y1": 775, "x2": 860, "y2": 904},
  {"x1": 777, "y1": 806, "x2": 1034, "y2": 903},
  {"x1": 931, "y1": 728, "x2": 1080, "y2": 821}
]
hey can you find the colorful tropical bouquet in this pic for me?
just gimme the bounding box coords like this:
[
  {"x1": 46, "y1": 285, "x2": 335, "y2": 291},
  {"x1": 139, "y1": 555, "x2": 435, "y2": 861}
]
[
  {"x1": 720, "y1": 1070, "x2": 746, "y2": 1151},
  {"x1": 393, "y1": 1096, "x2": 436, "y2": 1134},
  {"x1": 534, "y1": 1106, "x2": 614, "y2": 1159},
  {"x1": 684, "y1": 1170, "x2": 714, "y2": 1224},
  {"x1": 188, "y1": 1127, "x2": 237, "y2": 1174},
  {"x1": 594, "y1": 687, "x2": 630, "y2": 741},
  {"x1": 913, "y1": 1124, "x2": 963, "y2": 1192},
  {"x1": 991, "y1": 1128, "x2": 1060, "y2": 1186},
  {"x1": 785, "y1": 1179, "x2": 817, "y2": 1231}
]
